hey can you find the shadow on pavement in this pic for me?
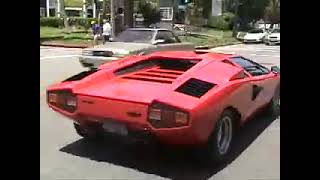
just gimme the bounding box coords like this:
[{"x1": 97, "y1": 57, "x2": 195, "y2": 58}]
[{"x1": 60, "y1": 113, "x2": 279, "y2": 180}]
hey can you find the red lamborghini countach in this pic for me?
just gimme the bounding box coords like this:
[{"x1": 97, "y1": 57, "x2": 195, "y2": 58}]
[{"x1": 47, "y1": 51, "x2": 280, "y2": 162}]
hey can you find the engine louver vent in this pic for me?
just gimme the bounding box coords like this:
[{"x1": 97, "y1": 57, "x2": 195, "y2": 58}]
[{"x1": 175, "y1": 78, "x2": 215, "y2": 98}]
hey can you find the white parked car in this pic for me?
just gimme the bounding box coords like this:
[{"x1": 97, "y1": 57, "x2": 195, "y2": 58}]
[
  {"x1": 79, "y1": 28, "x2": 194, "y2": 69},
  {"x1": 264, "y1": 29, "x2": 280, "y2": 45},
  {"x1": 243, "y1": 29, "x2": 267, "y2": 43}
]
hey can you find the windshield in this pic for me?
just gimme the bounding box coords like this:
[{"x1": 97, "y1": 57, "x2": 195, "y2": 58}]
[
  {"x1": 113, "y1": 30, "x2": 155, "y2": 43},
  {"x1": 248, "y1": 29, "x2": 264, "y2": 33},
  {"x1": 272, "y1": 29, "x2": 280, "y2": 33}
]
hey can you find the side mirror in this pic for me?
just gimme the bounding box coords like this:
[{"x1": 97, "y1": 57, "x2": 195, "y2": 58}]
[
  {"x1": 152, "y1": 39, "x2": 165, "y2": 45},
  {"x1": 271, "y1": 66, "x2": 280, "y2": 74}
]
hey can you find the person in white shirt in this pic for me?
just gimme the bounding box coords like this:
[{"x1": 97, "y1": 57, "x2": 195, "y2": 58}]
[{"x1": 102, "y1": 19, "x2": 112, "y2": 44}]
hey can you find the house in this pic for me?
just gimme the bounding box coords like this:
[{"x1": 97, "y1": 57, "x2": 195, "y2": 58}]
[
  {"x1": 41, "y1": 0, "x2": 109, "y2": 18},
  {"x1": 40, "y1": 0, "x2": 46, "y2": 17},
  {"x1": 158, "y1": 0, "x2": 223, "y2": 24},
  {"x1": 159, "y1": 0, "x2": 191, "y2": 22}
]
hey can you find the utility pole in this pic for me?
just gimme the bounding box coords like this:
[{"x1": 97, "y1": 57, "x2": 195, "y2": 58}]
[
  {"x1": 172, "y1": 0, "x2": 177, "y2": 30},
  {"x1": 83, "y1": 0, "x2": 87, "y2": 18},
  {"x1": 232, "y1": 0, "x2": 240, "y2": 37},
  {"x1": 102, "y1": 0, "x2": 107, "y2": 19},
  {"x1": 57, "y1": 0, "x2": 61, "y2": 17},
  {"x1": 110, "y1": 0, "x2": 116, "y2": 38},
  {"x1": 46, "y1": 0, "x2": 50, "y2": 17},
  {"x1": 92, "y1": 0, "x2": 96, "y2": 18}
]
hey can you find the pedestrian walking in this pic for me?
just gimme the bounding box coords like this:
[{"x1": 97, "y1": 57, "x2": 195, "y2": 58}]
[
  {"x1": 91, "y1": 21, "x2": 101, "y2": 45},
  {"x1": 102, "y1": 19, "x2": 112, "y2": 44}
]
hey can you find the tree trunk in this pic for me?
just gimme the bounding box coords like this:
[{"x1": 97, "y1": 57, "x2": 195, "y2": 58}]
[
  {"x1": 58, "y1": 0, "x2": 69, "y2": 28},
  {"x1": 124, "y1": 0, "x2": 133, "y2": 28},
  {"x1": 102, "y1": 0, "x2": 107, "y2": 19}
]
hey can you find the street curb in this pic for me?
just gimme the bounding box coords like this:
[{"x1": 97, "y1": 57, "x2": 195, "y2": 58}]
[
  {"x1": 195, "y1": 41, "x2": 242, "y2": 49},
  {"x1": 40, "y1": 36, "x2": 64, "y2": 42},
  {"x1": 40, "y1": 42, "x2": 92, "y2": 48}
]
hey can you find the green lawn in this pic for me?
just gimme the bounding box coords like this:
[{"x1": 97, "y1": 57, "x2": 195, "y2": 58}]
[
  {"x1": 40, "y1": 26, "x2": 92, "y2": 43},
  {"x1": 40, "y1": 27, "x2": 65, "y2": 38},
  {"x1": 180, "y1": 28, "x2": 240, "y2": 47},
  {"x1": 40, "y1": 26, "x2": 239, "y2": 47}
]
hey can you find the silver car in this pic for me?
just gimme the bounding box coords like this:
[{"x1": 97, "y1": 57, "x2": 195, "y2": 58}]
[{"x1": 79, "y1": 28, "x2": 194, "y2": 69}]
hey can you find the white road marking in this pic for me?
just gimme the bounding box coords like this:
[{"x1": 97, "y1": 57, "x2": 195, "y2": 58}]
[
  {"x1": 249, "y1": 54, "x2": 280, "y2": 58},
  {"x1": 40, "y1": 55, "x2": 80, "y2": 60}
]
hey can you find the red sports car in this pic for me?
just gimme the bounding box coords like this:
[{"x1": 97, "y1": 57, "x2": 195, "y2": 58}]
[{"x1": 47, "y1": 50, "x2": 280, "y2": 162}]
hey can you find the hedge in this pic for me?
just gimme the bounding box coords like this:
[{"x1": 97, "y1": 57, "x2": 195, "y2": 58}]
[
  {"x1": 40, "y1": 17, "x2": 98, "y2": 29},
  {"x1": 207, "y1": 12, "x2": 235, "y2": 30},
  {"x1": 40, "y1": 17, "x2": 64, "y2": 28}
]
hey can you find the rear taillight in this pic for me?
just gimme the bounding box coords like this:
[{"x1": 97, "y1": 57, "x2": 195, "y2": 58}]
[
  {"x1": 148, "y1": 102, "x2": 189, "y2": 128},
  {"x1": 47, "y1": 90, "x2": 77, "y2": 113},
  {"x1": 48, "y1": 93, "x2": 57, "y2": 103},
  {"x1": 66, "y1": 96, "x2": 77, "y2": 107},
  {"x1": 149, "y1": 108, "x2": 161, "y2": 121}
]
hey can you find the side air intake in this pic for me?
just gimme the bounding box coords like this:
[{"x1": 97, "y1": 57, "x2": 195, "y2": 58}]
[
  {"x1": 175, "y1": 78, "x2": 215, "y2": 98},
  {"x1": 63, "y1": 69, "x2": 98, "y2": 82}
]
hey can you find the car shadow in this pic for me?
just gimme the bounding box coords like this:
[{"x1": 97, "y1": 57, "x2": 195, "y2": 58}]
[{"x1": 60, "y1": 113, "x2": 279, "y2": 180}]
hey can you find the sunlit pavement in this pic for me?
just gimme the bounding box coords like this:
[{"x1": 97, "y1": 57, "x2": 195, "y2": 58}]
[{"x1": 40, "y1": 44, "x2": 280, "y2": 180}]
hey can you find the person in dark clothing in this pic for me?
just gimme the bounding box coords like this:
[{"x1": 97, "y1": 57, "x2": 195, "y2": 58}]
[{"x1": 91, "y1": 21, "x2": 101, "y2": 44}]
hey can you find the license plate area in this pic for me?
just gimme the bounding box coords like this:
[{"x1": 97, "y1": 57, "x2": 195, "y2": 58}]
[{"x1": 102, "y1": 120, "x2": 128, "y2": 136}]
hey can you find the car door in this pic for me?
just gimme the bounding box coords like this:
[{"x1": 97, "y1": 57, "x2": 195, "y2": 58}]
[
  {"x1": 230, "y1": 57, "x2": 277, "y2": 118},
  {"x1": 154, "y1": 30, "x2": 194, "y2": 51}
]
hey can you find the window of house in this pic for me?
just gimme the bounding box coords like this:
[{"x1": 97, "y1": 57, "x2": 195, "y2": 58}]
[
  {"x1": 40, "y1": 8, "x2": 46, "y2": 17},
  {"x1": 160, "y1": 7, "x2": 173, "y2": 21}
]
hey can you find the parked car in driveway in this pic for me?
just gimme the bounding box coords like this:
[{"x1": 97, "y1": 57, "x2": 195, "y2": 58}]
[
  {"x1": 79, "y1": 28, "x2": 194, "y2": 69},
  {"x1": 264, "y1": 29, "x2": 280, "y2": 45},
  {"x1": 47, "y1": 50, "x2": 280, "y2": 163},
  {"x1": 243, "y1": 29, "x2": 267, "y2": 43}
]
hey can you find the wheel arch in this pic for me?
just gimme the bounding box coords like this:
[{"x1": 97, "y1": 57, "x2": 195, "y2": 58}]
[{"x1": 223, "y1": 106, "x2": 242, "y2": 129}]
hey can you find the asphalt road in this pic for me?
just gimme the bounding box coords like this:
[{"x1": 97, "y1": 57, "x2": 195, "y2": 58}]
[{"x1": 40, "y1": 44, "x2": 280, "y2": 180}]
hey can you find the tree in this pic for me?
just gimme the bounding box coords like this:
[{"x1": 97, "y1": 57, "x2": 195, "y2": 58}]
[
  {"x1": 198, "y1": 0, "x2": 212, "y2": 18},
  {"x1": 264, "y1": 0, "x2": 280, "y2": 24},
  {"x1": 58, "y1": 0, "x2": 69, "y2": 28},
  {"x1": 138, "y1": 0, "x2": 161, "y2": 27},
  {"x1": 237, "y1": 0, "x2": 270, "y2": 27}
]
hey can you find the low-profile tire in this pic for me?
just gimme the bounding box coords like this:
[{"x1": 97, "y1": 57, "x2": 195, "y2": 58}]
[
  {"x1": 73, "y1": 123, "x2": 102, "y2": 140},
  {"x1": 201, "y1": 110, "x2": 236, "y2": 163}
]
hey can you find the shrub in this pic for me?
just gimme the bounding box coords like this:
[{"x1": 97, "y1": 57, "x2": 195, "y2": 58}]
[
  {"x1": 207, "y1": 12, "x2": 235, "y2": 30},
  {"x1": 40, "y1": 17, "x2": 64, "y2": 27},
  {"x1": 40, "y1": 17, "x2": 98, "y2": 29},
  {"x1": 67, "y1": 17, "x2": 98, "y2": 29}
]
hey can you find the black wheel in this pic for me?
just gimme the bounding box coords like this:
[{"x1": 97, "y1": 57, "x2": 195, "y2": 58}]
[
  {"x1": 73, "y1": 123, "x2": 102, "y2": 140},
  {"x1": 201, "y1": 110, "x2": 235, "y2": 163},
  {"x1": 266, "y1": 89, "x2": 280, "y2": 116}
]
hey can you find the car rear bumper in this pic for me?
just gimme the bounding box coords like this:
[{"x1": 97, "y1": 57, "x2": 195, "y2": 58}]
[
  {"x1": 49, "y1": 104, "x2": 206, "y2": 146},
  {"x1": 79, "y1": 56, "x2": 119, "y2": 68},
  {"x1": 265, "y1": 39, "x2": 280, "y2": 44},
  {"x1": 243, "y1": 39, "x2": 263, "y2": 43}
]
